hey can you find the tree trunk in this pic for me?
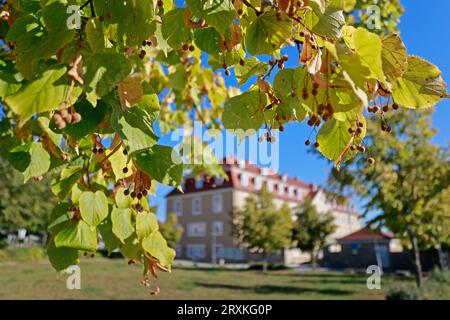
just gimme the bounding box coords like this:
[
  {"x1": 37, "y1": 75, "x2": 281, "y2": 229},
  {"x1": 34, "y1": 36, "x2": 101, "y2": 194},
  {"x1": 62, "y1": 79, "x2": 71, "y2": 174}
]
[
  {"x1": 410, "y1": 234, "x2": 423, "y2": 288},
  {"x1": 262, "y1": 252, "x2": 268, "y2": 273},
  {"x1": 311, "y1": 249, "x2": 318, "y2": 270},
  {"x1": 437, "y1": 244, "x2": 448, "y2": 270}
]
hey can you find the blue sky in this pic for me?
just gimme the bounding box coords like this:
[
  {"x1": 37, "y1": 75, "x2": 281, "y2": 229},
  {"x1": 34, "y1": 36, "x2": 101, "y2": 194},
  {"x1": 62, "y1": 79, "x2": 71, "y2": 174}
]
[{"x1": 153, "y1": 0, "x2": 450, "y2": 220}]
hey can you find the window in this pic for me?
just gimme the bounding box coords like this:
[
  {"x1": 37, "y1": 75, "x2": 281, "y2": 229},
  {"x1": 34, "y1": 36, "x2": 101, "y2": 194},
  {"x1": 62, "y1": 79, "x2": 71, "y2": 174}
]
[
  {"x1": 255, "y1": 177, "x2": 262, "y2": 190},
  {"x1": 187, "y1": 222, "x2": 206, "y2": 237},
  {"x1": 192, "y1": 197, "x2": 202, "y2": 215},
  {"x1": 212, "y1": 221, "x2": 224, "y2": 236},
  {"x1": 173, "y1": 199, "x2": 183, "y2": 216},
  {"x1": 175, "y1": 245, "x2": 182, "y2": 257},
  {"x1": 213, "y1": 244, "x2": 224, "y2": 259},
  {"x1": 240, "y1": 173, "x2": 249, "y2": 187},
  {"x1": 278, "y1": 183, "x2": 284, "y2": 195},
  {"x1": 215, "y1": 176, "x2": 224, "y2": 186},
  {"x1": 351, "y1": 243, "x2": 360, "y2": 255},
  {"x1": 195, "y1": 179, "x2": 204, "y2": 189},
  {"x1": 267, "y1": 181, "x2": 274, "y2": 192},
  {"x1": 212, "y1": 194, "x2": 223, "y2": 213},
  {"x1": 288, "y1": 187, "x2": 294, "y2": 198},
  {"x1": 329, "y1": 244, "x2": 342, "y2": 253},
  {"x1": 187, "y1": 244, "x2": 206, "y2": 260}
]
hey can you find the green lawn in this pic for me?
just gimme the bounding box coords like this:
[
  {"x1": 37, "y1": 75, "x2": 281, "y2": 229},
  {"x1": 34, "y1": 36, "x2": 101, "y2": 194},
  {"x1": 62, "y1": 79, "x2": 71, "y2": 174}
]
[{"x1": 0, "y1": 257, "x2": 412, "y2": 300}]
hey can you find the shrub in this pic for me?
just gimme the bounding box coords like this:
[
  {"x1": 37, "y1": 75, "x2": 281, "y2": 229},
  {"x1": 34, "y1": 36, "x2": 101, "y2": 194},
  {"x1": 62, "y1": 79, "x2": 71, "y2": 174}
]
[
  {"x1": 0, "y1": 246, "x2": 46, "y2": 262},
  {"x1": 387, "y1": 268, "x2": 450, "y2": 300},
  {"x1": 248, "y1": 263, "x2": 289, "y2": 271}
]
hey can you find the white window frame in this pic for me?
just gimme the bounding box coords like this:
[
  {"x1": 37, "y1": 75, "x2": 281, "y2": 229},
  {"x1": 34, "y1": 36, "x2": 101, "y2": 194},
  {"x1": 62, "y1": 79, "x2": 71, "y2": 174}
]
[
  {"x1": 211, "y1": 221, "x2": 224, "y2": 236},
  {"x1": 267, "y1": 180, "x2": 274, "y2": 192},
  {"x1": 255, "y1": 177, "x2": 262, "y2": 190},
  {"x1": 278, "y1": 183, "x2": 285, "y2": 195},
  {"x1": 192, "y1": 197, "x2": 202, "y2": 215},
  {"x1": 173, "y1": 198, "x2": 183, "y2": 216},
  {"x1": 240, "y1": 173, "x2": 249, "y2": 187},
  {"x1": 187, "y1": 222, "x2": 207, "y2": 237},
  {"x1": 212, "y1": 194, "x2": 223, "y2": 213}
]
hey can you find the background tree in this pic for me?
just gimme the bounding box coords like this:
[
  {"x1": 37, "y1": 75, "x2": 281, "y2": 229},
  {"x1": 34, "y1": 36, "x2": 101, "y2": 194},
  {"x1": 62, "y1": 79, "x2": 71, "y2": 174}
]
[
  {"x1": 0, "y1": 157, "x2": 56, "y2": 236},
  {"x1": 324, "y1": 109, "x2": 450, "y2": 287},
  {"x1": 232, "y1": 187, "x2": 292, "y2": 272},
  {"x1": 292, "y1": 199, "x2": 336, "y2": 269},
  {"x1": 159, "y1": 213, "x2": 184, "y2": 249}
]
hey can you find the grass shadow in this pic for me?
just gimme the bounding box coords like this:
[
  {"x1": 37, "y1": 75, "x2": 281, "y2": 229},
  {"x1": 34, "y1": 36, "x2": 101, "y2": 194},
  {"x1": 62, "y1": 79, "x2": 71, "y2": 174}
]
[{"x1": 194, "y1": 282, "x2": 354, "y2": 296}]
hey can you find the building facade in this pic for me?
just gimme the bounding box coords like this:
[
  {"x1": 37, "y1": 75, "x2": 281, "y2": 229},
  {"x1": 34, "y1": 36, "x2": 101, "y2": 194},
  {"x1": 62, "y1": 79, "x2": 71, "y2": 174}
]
[{"x1": 166, "y1": 157, "x2": 362, "y2": 265}]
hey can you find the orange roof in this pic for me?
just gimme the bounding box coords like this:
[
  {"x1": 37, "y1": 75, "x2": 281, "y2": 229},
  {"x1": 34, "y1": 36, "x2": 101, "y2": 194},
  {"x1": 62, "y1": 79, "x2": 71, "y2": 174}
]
[{"x1": 338, "y1": 227, "x2": 392, "y2": 242}]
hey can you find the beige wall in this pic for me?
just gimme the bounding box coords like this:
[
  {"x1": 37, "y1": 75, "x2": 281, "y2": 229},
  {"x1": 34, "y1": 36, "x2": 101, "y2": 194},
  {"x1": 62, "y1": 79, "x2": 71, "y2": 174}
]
[{"x1": 167, "y1": 189, "x2": 235, "y2": 261}]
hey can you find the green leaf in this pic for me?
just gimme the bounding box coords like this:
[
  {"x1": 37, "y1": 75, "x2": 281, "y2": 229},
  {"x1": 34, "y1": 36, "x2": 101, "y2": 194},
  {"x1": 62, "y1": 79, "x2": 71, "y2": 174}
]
[
  {"x1": 4, "y1": 66, "x2": 81, "y2": 121},
  {"x1": 83, "y1": 53, "x2": 131, "y2": 106},
  {"x1": 109, "y1": 145, "x2": 132, "y2": 181},
  {"x1": 115, "y1": 187, "x2": 133, "y2": 209},
  {"x1": 161, "y1": 8, "x2": 191, "y2": 49},
  {"x1": 54, "y1": 219, "x2": 98, "y2": 252},
  {"x1": 98, "y1": 217, "x2": 121, "y2": 254},
  {"x1": 186, "y1": 0, "x2": 235, "y2": 35},
  {"x1": 120, "y1": 236, "x2": 142, "y2": 261},
  {"x1": 110, "y1": 103, "x2": 159, "y2": 154},
  {"x1": 194, "y1": 28, "x2": 221, "y2": 55},
  {"x1": 48, "y1": 203, "x2": 73, "y2": 236},
  {"x1": 51, "y1": 164, "x2": 83, "y2": 200},
  {"x1": 222, "y1": 90, "x2": 267, "y2": 136},
  {"x1": 305, "y1": 3, "x2": 345, "y2": 40},
  {"x1": 245, "y1": 11, "x2": 291, "y2": 55},
  {"x1": 353, "y1": 28, "x2": 386, "y2": 83},
  {"x1": 234, "y1": 57, "x2": 269, "y2": 86},
  {"x1": 316, "y1": 119, "x2": 358, "y2": 163},
  {"x1": 47, "y1": 240, "x2": 79, "y2": 272},
  {"x1": 99, "y1": 0, "x2": 155, "y2": 47},
  {"x1": 79, "y1": 191, "x2": 109, "y2": 227},
  {"x1": 85, "y1": 18, "x2": 112, "y2": 53},
  {"x1": 142, "y1": 231, "x2": 176, "y2": 268},
  {"x1": 111, "y1": 207, "x2": 134, "y2": 244},
  {"x1": 136, "y1": 211, "x2": 159, "y2": 240},
  {"x1": 134, "y1": 145, "x2": 183, "y2": 187},
  {"x1": 8, "y1": 142, "x2": 51, "y2": 183},
  {"x1": 381, "y1": 34, "x2": 407, "y2": 84},
  {"x1": 52, "y1": 99, "x2": 109, "y2": 140},
  {"x1": 392, "y1": 56, "x2": 448, "y2": 109},
  {"x1": 6, "y1": 1, "x2": 75, "y2": 79}
]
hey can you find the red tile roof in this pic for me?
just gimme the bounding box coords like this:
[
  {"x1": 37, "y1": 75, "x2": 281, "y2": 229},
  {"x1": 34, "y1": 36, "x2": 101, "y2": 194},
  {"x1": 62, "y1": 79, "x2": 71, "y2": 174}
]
[{"x1": 337, "y1": 227, "x2": 392, "y2": 242}]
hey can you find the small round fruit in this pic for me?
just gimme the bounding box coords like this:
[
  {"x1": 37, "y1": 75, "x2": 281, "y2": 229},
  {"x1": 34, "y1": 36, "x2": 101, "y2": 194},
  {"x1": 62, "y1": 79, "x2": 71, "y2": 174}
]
[
  {"x1": 314, "y1": 142, "x2": 320, "y2": 148},
  {"x1": 72, "y1": 113, "x2": 82, "y2": 123},
  {"x1": 367, "y1": 157, "x2": 376, "y2": 165},
  {"x1": 182, "y1": 44, "x2": 189, "y2": 51},
  {"x1": 225, "y1": 69, "x2": 231, "y2": 76},
  {"x1": 52, "y1": 113, "x2": 63, "y2": 123},
  {"x1": 122, "y1": 167, "x2": 129, "y2": 174},
  {"x1": 239, "y1": 59, "x2": 245, "y2": 66},
  {"x1": 305, "y1": 140, "x2": 311, "y2": 146},
  {"x1": 124, "y1": 189, "x2": 130, "y2": 196},
  {"x1": 189, "y1": 45, "x2": 195, "y2": 52}
]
